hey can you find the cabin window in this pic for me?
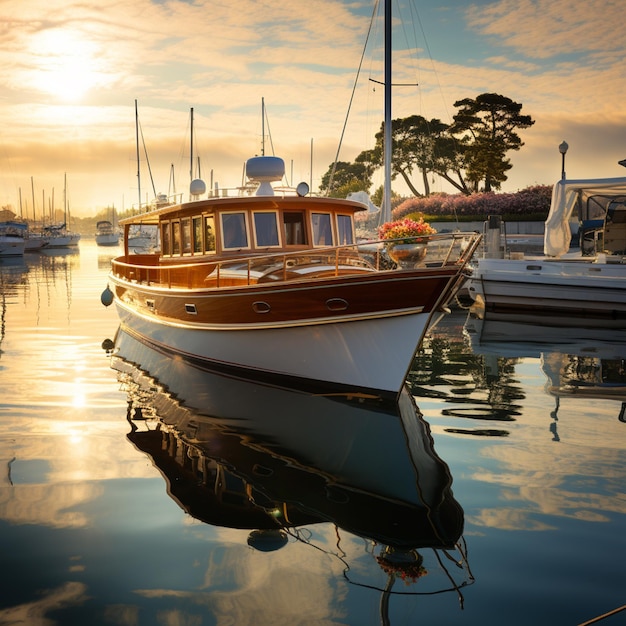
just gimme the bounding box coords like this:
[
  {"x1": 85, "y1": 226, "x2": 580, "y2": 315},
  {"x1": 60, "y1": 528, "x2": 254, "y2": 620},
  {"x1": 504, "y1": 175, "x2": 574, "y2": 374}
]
[
  {"x1": 181, "y1": 217, "x2": 192, "y2": 254},
  {"x1": 161, "y1": 222, "x2": 171, "y2": 255},
  {"x1": 336, "y1": 214, "x2": 354, "y2": 245},
  {"x1": 204, "y1": 215, "x2": 216, "y2": 253},
  {"x1": 172, "y1": 221, "x2": 181, "y2": 255},
  {"x1": 253, "y1": 211, "x2": 280, "y2": 247},
  {"x1": 221, "y1": 212, "x2": 249, "y2": 249},
  {"x1": 283, "y1": 212, "x2": 307, "y2": 245},
  {"x1": 192, "y1": 216, "x2": 203, "y2": 253},
  {"x1": 311, "y1": 213, "x2": 333, "y2": 246}
]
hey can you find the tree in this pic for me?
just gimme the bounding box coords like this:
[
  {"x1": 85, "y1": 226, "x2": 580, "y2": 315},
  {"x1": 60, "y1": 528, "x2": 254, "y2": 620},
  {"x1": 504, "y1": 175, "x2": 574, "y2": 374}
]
[
  {"x1": 319, "y1": 151, "x2": 376, "y2": 197},
  {"x1": 450, "y1": 93, "x2": 534, "y2": 192},
  {"x1": 369, "y1": 115, "x2": 459, "y2": 197}
]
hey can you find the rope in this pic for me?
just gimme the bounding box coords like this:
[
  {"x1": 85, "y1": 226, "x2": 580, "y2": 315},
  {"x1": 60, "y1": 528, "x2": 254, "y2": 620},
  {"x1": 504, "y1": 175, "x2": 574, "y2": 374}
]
[{"x1": 578, "y1": 604, "x2": 626, "y2": 626}]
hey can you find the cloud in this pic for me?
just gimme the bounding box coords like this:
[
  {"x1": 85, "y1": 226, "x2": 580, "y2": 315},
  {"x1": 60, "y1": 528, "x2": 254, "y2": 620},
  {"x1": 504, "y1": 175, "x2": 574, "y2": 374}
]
[{"x1": 466, "y1": 0, "x2": 626, "y2": 60}]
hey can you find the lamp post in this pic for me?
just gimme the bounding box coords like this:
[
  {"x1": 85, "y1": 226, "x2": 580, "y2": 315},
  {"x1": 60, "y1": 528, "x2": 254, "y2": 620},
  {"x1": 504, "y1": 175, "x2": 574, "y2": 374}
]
[{"x1": 559, "y1": 141, "x2": 568, "y2": 180}]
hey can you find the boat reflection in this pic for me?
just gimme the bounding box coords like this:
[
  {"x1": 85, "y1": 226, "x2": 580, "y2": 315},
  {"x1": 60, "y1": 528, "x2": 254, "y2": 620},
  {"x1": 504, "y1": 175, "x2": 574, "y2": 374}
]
[
  {"x1": 465, "y1": 313, "x2": 626, "y2": 424},
  {"x1": 109, "y1": 327, "x2": 473, "y2": 601},
  {"x1": 0, "y1": 258, "x2": 29, "y2": 359}
]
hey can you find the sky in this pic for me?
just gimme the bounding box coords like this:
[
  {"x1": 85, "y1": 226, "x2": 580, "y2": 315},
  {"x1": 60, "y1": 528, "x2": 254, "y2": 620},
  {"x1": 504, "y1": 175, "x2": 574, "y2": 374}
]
[{"x1": 0, "y1": 0, "x2": 625, "y2": 218}]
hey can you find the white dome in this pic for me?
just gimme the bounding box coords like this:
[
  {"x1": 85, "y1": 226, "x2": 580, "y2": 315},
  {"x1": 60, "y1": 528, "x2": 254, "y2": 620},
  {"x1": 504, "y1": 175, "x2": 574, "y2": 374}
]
[
  {"x1": 246, "y1": 156, "x2": 284, "y2": 181},
  {"x1": 190, "y1": 179, "x2": 206, "y2": 197}
]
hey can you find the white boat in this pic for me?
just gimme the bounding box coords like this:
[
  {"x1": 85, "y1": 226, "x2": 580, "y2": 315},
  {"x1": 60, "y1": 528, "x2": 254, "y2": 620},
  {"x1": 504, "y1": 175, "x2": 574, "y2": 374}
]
[
  {"x1": 43, "y1": 224, "x2": 81, "y2": 249},
  {"x1": 126, "y1": 226, "x2": 156, "y2": 253},
  {"x1": 469, "y1": 177, "x2": 626, "y2": 325},
  {"x1": 0, "y1": 221, "x2": 26, "y2": 257},
  {"x1": 102, "y1": 6, "x2": 481, "y2": 399},
  {"x1": 44, "y1": 174, "x2": 81, "y2": 249},
  {"x1": 24, "y1": 230, "x2": 49, "y2": 252},
  {"x1": 95, "y1": 220, "x2": 120, "y2": 247}
]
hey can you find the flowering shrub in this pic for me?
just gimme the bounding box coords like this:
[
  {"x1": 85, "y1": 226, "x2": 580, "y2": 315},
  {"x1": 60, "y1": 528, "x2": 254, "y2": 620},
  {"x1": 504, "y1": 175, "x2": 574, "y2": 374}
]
[
  {"x1": 378, "y1": 217, "x2": 436, "y2": 243},
  {"x1": 392, "y1": 185, "x2": 552, "y2": 221}
]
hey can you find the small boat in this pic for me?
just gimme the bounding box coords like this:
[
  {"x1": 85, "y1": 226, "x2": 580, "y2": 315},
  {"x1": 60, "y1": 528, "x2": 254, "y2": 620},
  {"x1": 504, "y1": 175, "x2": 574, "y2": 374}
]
[
  {"x1": 43, "y1": 223, "x2": 81, "y2": 249},
  {"x1": 44, "y1": 174, "x2": 81, "y2": 249},
  {"x1": 0, "y1": 221, "x2": 26, "y2": 257},
  {"x1": 23, "y1": 229, "x2": 49, "y2": 252},
  {"x1": 95, "y1": 220, "x2": 120, "y2": 247},
  {"x1": 126, "y1": 226, "x2": 156, "y2": 253},
  {"x1": 469, "y1": 176, "x2": 626, "y2": 324}
]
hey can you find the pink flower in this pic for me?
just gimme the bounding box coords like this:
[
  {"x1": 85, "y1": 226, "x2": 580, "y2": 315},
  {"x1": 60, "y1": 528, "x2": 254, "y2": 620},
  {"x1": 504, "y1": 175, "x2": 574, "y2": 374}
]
[{"x1": 378, "y1": 218, "x2": 436, "y2": 243}]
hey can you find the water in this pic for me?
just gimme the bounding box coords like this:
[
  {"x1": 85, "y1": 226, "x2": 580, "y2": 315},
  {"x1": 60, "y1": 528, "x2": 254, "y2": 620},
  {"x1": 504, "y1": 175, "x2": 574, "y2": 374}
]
[{"x1": 1, "y1": 240, "x2": 625, "y2": 626}]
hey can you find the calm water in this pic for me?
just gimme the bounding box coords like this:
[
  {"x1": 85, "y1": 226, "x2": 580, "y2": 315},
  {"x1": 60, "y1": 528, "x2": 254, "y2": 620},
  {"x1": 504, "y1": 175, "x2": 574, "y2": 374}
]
[{"x1": 1, "y1": 240, "x2": 625, "y2": 626}]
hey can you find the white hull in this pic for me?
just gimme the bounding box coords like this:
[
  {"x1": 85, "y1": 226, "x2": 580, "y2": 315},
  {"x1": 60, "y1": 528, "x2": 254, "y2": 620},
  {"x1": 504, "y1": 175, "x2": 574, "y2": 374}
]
[
  {"x1": 45, "y1": 233, "x2": 81, "y2": 249},
  {"x1": 0, "y1": 240, "x2": 26, "y2": 257},
  {"x1": 95, "y1": 233, "x2": 120, "y2": 246},
  {"x1": 24, "y1": 236, "x2": 48, "y2": 251},
  {"x1": 469, "y1": 257, "x2": 626, "y2": 322},
  {"x1": 115, "y1": 299, "x2": 433, "y2": 396}
]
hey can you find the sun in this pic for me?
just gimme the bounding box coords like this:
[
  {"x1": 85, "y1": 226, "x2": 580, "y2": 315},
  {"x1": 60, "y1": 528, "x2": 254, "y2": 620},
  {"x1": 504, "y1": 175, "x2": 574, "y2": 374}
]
[{"x1": 33, "y1": 29, "x2": 102, "y2": 102}]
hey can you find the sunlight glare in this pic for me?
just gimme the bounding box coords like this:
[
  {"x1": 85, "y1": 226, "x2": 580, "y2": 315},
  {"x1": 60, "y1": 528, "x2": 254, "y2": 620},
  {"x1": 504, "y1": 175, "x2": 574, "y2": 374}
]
[{"x1": 33, "y1": 29, "x2": 102, "y2": 102}]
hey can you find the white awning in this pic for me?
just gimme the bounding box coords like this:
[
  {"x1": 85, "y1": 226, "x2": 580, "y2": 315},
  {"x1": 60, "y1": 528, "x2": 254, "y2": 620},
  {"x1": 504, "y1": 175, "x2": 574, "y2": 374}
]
[{"x1": 544, "y1": 177, "x2": 626, "y2": 257}]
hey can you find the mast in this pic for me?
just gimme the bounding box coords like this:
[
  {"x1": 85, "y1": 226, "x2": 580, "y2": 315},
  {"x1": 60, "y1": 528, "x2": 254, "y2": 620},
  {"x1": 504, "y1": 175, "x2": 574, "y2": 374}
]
[
  {"x1": 135, "y1": 99, "x2": 141, "y2": 210},
  {"x1": 190, "y1": 107, "x2": 194, "y2": 183},
  {"x1": 261, "y1": 97, "x2": 265, "y2": 156},
  {"x1": 382, "y1": 0, "x2": 392, "y2": 224},
  {"x1": 31, "y1": 176, "x2": 36, "y2": 223}
]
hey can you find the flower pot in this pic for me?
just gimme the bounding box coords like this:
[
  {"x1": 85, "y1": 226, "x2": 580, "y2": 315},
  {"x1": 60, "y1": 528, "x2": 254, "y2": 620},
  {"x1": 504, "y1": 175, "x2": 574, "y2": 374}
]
[{"x1": 387, "y1": 242, "x2": 427, "y2": 267}]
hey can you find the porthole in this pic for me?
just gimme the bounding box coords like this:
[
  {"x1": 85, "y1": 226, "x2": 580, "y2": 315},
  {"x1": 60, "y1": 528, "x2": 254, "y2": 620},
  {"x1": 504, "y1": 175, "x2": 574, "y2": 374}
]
[
  {"x1": 252, "y1": 301, "x2": 271, "y2": 314},
  {"x1": 326, "y1": 298, "x2": 348, "y2": 311}
]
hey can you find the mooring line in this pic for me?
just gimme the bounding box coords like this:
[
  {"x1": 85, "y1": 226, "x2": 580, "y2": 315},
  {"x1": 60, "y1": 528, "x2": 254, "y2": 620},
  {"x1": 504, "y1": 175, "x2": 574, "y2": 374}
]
[{"x1": 578, "y1": 604, "x2": 626, "y2": 626}]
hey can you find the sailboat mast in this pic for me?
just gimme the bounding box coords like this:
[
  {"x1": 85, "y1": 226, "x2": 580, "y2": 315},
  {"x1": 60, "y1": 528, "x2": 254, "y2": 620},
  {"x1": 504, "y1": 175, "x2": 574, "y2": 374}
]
[
  {"x1": 382, "y1": 0, "x2": 392, "y2": 224},
  {"x1": 135, "y1": 99, "x2": 141, "y2": 210},
  {"x1": 31, "y1": 176, "x2": 36, "y2": 223},
  {"x1": 190, "y1": 107, "x2": 194, "y2": 182}
]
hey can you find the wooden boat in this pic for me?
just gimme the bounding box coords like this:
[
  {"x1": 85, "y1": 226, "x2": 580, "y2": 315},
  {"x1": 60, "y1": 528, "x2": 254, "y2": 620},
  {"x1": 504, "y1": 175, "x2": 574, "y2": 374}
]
[
  {"x1": 104, "y1": 1, "x2": 481, "y2": 398},
  {"x1": 469, "y1": 177, "x2": 626, "y2": 324},
  {"x1": 105, "y1": 158, "x2": 479, "y2": 397}
]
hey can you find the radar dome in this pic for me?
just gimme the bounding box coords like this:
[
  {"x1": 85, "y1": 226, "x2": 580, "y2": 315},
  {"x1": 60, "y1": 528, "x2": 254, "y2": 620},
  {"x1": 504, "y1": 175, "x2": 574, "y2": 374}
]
[
  {"x1": 246, "y1": 156, "x2": 285, "y2": 196},
  {"x1": 190, "y1": 179, "x2": 206, "y2": 197}
]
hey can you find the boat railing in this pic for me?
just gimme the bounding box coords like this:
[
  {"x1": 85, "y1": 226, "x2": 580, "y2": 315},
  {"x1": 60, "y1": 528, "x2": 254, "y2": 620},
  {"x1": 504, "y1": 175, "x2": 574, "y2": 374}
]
[{"x1": 111, "y1": 232, "x2": 480, "y2": 289}]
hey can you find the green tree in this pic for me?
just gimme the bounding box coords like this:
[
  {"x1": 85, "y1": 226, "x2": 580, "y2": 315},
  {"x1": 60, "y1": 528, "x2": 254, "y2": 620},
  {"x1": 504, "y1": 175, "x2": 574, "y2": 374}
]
[
  {"x1": 450, "y1": 93, "x2": 534, "y2": 192},
  {"x1": 374, "y1": 115, "x2": 464, "y2": 196},
  {"x1": 320, "y1": 151, "x2": 376, "y2": 197}
]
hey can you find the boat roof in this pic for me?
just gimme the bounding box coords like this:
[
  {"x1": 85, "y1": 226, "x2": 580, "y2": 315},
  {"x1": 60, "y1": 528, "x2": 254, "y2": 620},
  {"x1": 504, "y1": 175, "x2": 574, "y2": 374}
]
[
  {"x1": 118, "y1": 194, "x2": 368, "y2": 227},
  {"x1": 545, "y1": 177, "x2": 626, "y2": 257}
]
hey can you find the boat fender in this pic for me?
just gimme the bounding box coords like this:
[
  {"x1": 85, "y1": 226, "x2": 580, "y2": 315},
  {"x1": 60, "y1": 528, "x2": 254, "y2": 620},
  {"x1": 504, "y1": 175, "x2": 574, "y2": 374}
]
[{"x1": 100, "y1": 285, "x2": 114, "y2": 307}]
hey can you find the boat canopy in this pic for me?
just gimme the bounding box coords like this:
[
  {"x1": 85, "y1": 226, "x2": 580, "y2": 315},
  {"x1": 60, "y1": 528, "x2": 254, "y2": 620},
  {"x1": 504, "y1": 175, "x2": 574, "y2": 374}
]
[{"x1": 544, "y1": 177, "x2": 626, "y2": 257}]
